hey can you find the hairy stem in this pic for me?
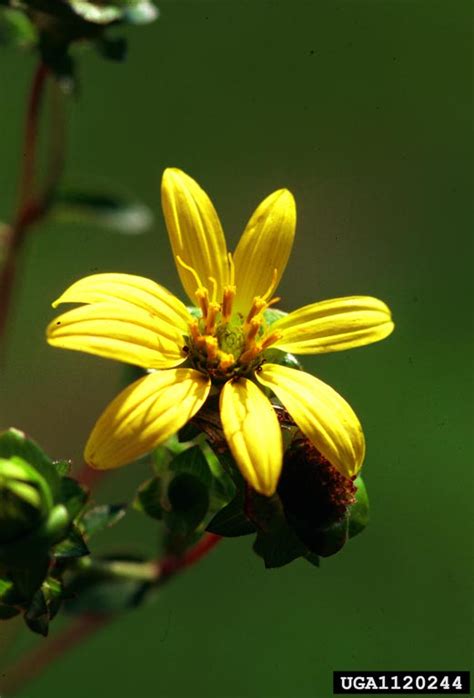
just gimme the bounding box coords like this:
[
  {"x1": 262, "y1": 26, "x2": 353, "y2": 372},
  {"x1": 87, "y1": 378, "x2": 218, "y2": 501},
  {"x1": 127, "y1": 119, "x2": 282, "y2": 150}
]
[{"x1": 0, "y1": 533, "x2": 222, "y2": 696}]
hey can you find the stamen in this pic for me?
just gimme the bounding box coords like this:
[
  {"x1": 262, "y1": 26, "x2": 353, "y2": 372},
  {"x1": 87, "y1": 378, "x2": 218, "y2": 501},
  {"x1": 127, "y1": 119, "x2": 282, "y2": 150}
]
[
  {"x1": 262, "y1": 267, "x2": 279, "y2": 302},
  {"x1": 260, "y1": 330, "x2": 283, "y2": 350},
  {"x1": 204, "y1": 336, "x2": 218, "y2": 361},
  {"x1": 205, "y1": 302, "x2": 220, "y2": 334},
  {"x1": 227, "y1": 252, "x2": 235, "y2": 286},
  {"x1": 195, "y1": 288, "x2": 209, "y2": 318},
  {"x1": 240, "y1": 345, "x2": 260, "y2": 365},
  {"x1": 177, "y1": 255, "x2": 210, "y2": 316},
  {"x1": 218, "y1": 352, "x2": 235, "y2": 371},
  {"x1": 246, "y1": 298, "x2": 267, "y2": 325},
  {"x1": 222, "y1": 285, "x2": 236, "y2": 322},
  {"x1": 266, "y1": 296, "x2": 281, "y2": 309},
  {"x1": 208, "y1": 276, "x2": 218, "y2": 304},
  {"x1": 245, "y1": 317, "x2": 261, "y2": 345},
  {"x1": 176, "y1": 255, "x2": 204, "y2": 289},
  {"x1": 189, "y1": 321, "x2": 200, "y2": 342}
]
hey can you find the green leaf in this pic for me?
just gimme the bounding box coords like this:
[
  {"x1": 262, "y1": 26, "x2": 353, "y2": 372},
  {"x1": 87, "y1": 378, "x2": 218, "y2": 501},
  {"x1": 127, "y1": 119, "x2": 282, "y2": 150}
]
[
  {"x1": 81, "y1": 503, "x2": 127, "y2": 538},
  {"x1": 0, "y1": 578, "x2": 15, "y2": 603},
  {"x1": 305, "y1": 552, "x2": 320, "y2": 567},
  {"x1": 167, "y1": 473, "x2": 209, "y2": 535},
  {"x1": 0, "y1": 604, "x2": 20, "y2": 620},
  {"x1": 201, "y1": 444, "x2": 235, "y2": 510},
  {"x1": 254, "y1": 524, "x2": 308, "y2": 569},
  {"x1": 206, "y1": 492, "x2": 256, "y2": 537},
  {"x1": 306, "y1": 516, "x2": 349, "y2": 558},
  {"x1": 0, "y1": 429, "x2": 60, "y2": 502},
  {"x1": 134, "y1": 477, "x2": 163, "y2": 520},
  {"x1": 53, "y1": 526, "x2": 89, "y2": 559},
  {"x1": 262, "y1": 348, "x2": 302, "y2": 372},
  {"x1": 38, "y1": 503, "x2": 71, "y2": 545},
  {"x1": 51, "y1": 187, "x2": 153, "y2": 234},
  {"x1": 169, "y1": 445, "x2": 235, "y2": 515},
  {"x1": 24, "y1": 590, "x2": 49, "y2": 636},
  {"x1": 9, "y1": 555, "x2": 50, "y2": 601},
  {"x1": 59, "y1": 477, "x2": 88, "y2": 519},
  {"x1": 0, "y1": 457, "x2": 46, "y2": 543},
  {"x1": 246, "y1": 490, "x2": 281, "y2": 532},
  {"x1": 169, "y1": 446, "x2": 212, "y2": 485},
  {"x1": 152, "y1": 442, "x2": 175, "y2": 475},
  {"x1": 263, "y1": 308, "x2": 288, "y2": 325},
  {"x1": 164, "y1": 446, "x2": 230, "y2": 539},
  {"x1": 53, "y1": 460, "x2": 71, "y2": 476},
  {"x1": 348, "y1": 476, "x2": 369, "y2": 538},
  {"x1": 42, "y1": 577, "x2": 63, "y2": 620},
  {"x1": 249, "y1": 492, "x2": 308, "y2": 568},
  {"x1": 97, "y1": 35, "x2": 127, "y2": 61},
  {"x1": 0, "y1": 8, "x2": 36, "y2": 48}
]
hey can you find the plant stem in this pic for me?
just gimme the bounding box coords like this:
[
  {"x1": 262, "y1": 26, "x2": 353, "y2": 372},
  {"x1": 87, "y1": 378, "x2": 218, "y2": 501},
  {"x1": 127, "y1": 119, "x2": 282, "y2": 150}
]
[
  {"x1": 0, "y1": 61, "x2": 65, "y2": 347},
  {"x1": 159, "y1": 532, "x2": 222, "y2": 581},
  {"x1": 0, "y1": 533, "x2": 222, "y2": 696},
  {"x1": 0, "y1": 614, "x2": 109, "y2": 696},
  {"x1": 15, "y1": 64, "x2": 49, "y2": 227}
]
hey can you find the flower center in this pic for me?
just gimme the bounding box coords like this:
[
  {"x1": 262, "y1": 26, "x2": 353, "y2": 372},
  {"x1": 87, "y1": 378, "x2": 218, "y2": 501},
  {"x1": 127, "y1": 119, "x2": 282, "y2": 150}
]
[{"x1": 178, "y1": 255, "x2": 282, "y2": 382}]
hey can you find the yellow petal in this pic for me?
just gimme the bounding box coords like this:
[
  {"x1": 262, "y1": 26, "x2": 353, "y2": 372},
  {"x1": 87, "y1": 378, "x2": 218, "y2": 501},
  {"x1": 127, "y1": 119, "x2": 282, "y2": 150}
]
[
  {"x1": 161, "y1": 168, "x2": 229, "y2": 303},
  {"x1": 47, "y1": 302, "x2": 186, "y2": 369},
  {"x1": 220, "y1": 378, "x2": 282, "y2": 496},
  {"x1": 85, "y1": 369, "x2": 211, "y2": 469},
  {"x1": 52, "y1": 273, "x2": 191, "y2": 331},
  {"x1": 233, "y1": 189, "x2": 296, "y2": 313},
  {"x1": 268, "y1": 296, "x2": 394, "y2": 354},
  {"x1": 256, "y1": 364, "x2": 365, "y2": 478}
]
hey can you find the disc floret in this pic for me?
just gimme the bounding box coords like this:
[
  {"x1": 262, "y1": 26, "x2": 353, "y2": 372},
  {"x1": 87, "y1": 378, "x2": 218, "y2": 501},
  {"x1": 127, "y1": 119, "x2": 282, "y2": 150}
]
[{"x1": 178, "y1": 254, "x2": 282, "y2": 382}]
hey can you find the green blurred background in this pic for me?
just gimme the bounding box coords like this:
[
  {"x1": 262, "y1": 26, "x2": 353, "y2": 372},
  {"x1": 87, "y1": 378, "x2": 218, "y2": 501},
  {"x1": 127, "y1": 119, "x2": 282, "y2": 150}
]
[{"x1": 1, "y1": 1, "x2": 473, "y2": 696}]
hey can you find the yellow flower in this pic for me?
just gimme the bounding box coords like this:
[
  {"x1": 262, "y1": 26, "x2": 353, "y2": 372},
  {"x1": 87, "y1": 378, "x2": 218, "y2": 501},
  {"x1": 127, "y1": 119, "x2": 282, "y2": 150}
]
[{"x1": 46, "y1": 169, "x2": 394, "y2": 496}]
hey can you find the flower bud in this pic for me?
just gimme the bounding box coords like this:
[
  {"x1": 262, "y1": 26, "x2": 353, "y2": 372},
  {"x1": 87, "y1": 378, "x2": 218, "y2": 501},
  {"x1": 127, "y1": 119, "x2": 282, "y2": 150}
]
[{"x1": 0, "y1": 457, "x2": 52, "y2": 545}]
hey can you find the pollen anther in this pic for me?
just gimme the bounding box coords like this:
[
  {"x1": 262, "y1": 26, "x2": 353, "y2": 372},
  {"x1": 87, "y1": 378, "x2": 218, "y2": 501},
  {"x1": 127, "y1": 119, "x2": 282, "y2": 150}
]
[
  {"x1": 205, "y1": 302, "x2": 220, "y2": 334},
  {"x1": 222, "y1": 285, "x2": 236, "y2": 322}
]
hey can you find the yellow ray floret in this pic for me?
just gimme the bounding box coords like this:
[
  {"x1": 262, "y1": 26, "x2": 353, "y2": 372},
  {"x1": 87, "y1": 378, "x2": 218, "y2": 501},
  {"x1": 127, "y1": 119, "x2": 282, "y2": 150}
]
[
  {"x1": 220, "y1": 378, "x2": 283, "y2": 496},
  {"x1": 47, "y1": 301, "x2": 186, "y2": 369},
  {"x1": 85, "y1": 369, "x2": 211, "y2": 470},
  {"x1": 268, "y1": 296, "x2": 394, "y2": 354},
  {"x1": 161, "y1": 168, "x2": 229, "y2": 303},
  {"x1": 52, "y1": 272, "x2": 192, "y2": 330},
  {"x1": 233, "y1": 189, "x2": 296, "y2": 314},
  {"x1": 256, "y1": 363, "x2": 365, "y2": 478}
]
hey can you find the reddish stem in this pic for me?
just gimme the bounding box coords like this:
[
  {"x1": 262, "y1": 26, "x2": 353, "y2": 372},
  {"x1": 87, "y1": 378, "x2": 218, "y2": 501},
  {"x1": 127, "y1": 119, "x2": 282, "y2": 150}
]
[
  {"x1": 76, "y1": 464, "x2": 108, "y2": 490},
  {"x1": 0, "y1": 534, "x2": 222, "y2": 696},
  {"x1": 16, "y1": 64, "x2": 49, "y2": 227},
  {"x1": 159, "y1": 533, "x2": 222, "y2": 579},
  {"x1": 0, "y1": 63, "x2": 49, "y2": 345},
  {"x1": 0, "y1": 614, "x2": 109, "y2": 696}
]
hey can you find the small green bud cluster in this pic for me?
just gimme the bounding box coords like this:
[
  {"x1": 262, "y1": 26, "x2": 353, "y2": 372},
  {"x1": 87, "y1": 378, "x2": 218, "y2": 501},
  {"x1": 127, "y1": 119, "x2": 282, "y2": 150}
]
[
  {"x1": 0, "y1": 457, "x2": 51, "y2": 544},
  {"x1": 0, "y1": 0, "x2": 159, "y2": 85},
  {"x1": 0, "y1": 429, "x2": 89, "y2": 635}
]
